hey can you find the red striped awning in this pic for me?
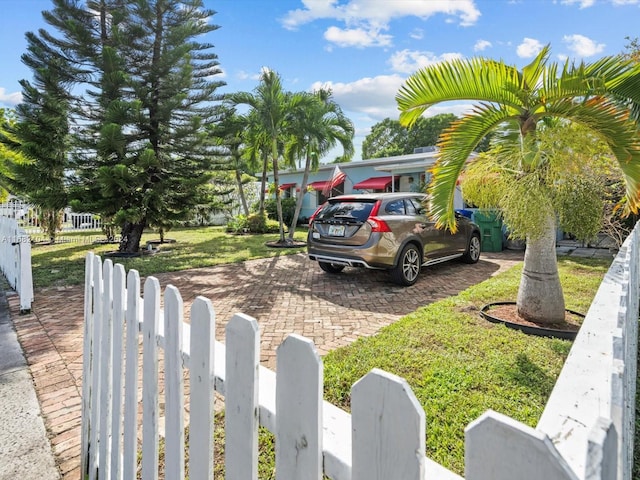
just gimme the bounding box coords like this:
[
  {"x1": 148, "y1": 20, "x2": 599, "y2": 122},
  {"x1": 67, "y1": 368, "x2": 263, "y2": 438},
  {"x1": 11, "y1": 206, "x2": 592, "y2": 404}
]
[
  {"x1": 353, "y1": 176, "x2": 393, "y2": 190},
  {"x1": 309, "y1": 180, "x2": 331, "y2": 191},
  {"x1": 278, "y1": 182, "x2": 297, "y2": 191}
]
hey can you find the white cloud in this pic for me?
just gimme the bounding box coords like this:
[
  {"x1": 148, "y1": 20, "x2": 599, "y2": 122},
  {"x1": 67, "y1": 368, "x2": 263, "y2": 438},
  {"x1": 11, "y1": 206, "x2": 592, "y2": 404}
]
[
  {"x1": 311, "y1": 74, "x2": 405, "y2": 121},
  {"x1": 282, "y1": 0, "x2": 480, "y2": 48},
  {"x1": 474, "y1": 39, "x2": 492, "y2": 52},
  {"x1": 389, "y1": 49, "x2": 463, "y2": 74},
  {"x1": 561, "y1": 0, "x2": 595, "y2": 8},
  {"x1": 563, "y1": 34, "x2": 605, "y2": 57},
  {"x1": 236, "y1": 70, "x2": 263, "y2": 81},
  {"x1": 310, "y1": 74, "x2": 477, "y2": 161},
  {"x1": 612, "y1": 0, "x2": 640, "y2": 4},
  {"x1": 410, "y1": 29, "x2": 424, "y2": 40},
  {"x1": 0, "y1": 88, "x2": 21, "y2": 106},
  {"x1": 517, "y1": 38, "x2": 544, "y2": 58},
  {"x1": 324, "y1": 26, "x2": 392, "y2": 48}
]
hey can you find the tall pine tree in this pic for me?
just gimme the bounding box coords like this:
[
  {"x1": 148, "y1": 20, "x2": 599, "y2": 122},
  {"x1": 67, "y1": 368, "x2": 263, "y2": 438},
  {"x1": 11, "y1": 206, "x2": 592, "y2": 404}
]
[
  {"x1": 41, "y1": 0, "x2": 225, "y2": 252},
  {"x1": 2, "y1": 31, "x2": 72, "y2": 243}
]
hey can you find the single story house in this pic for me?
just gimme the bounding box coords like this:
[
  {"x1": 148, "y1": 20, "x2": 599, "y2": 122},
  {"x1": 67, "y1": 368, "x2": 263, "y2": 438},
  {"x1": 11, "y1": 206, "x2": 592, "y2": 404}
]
[{"x1": 267, "y1": 147, "x2": 466, "y2": 221}]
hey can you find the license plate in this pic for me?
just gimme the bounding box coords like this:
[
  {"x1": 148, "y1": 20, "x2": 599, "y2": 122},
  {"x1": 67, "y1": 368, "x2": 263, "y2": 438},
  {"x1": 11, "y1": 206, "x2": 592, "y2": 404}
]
[{"x1": 328, "y1": 225, "x2": 345, "y2": 236}]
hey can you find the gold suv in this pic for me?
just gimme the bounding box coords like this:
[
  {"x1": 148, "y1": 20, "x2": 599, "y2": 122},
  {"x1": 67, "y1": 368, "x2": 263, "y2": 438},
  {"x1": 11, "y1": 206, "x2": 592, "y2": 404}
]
[{"x1": 307, "y1": 193, "x2": 481, "y2": 286}]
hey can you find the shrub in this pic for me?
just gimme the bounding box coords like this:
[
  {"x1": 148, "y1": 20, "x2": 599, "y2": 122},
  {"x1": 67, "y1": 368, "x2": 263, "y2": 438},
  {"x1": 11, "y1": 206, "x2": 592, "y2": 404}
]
[
  {"x1": 247, "y1": 212, "x2": 268, "y2": 233},
  {"x1": 226, "y1": 214, "x2": 248, "y2": 234},
  {"x1": 264, "y1": 197, "x2": 296, "y2": 226}
]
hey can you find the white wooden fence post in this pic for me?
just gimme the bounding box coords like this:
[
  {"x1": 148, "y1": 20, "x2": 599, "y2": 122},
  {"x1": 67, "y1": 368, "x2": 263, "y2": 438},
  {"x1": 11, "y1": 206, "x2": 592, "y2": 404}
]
[
  {"x1": 80, "y1": 252, "x2": 95, "y2": 479},
  {"x1": 17, "y1": 231, "x2": 33, "y2": 312},
  {"x1": 351, "y1": 368, "x2": 425, "y2": 480},
  {"x1": 188, "y1": 297, "x2": 215, "y2": 480},
  {"x1": 110, "y1": 264, "x2": 126, "y2": 480},
  {"x1": 89, "y1": 254, "x2": 103, "y2": 480},
  {"x1": 164, "y1": 285, "x2": 185, "y2": 480},
  {"x1": 142, "y1": 277, "x2": 160, "y2": 480},
  {"x1": 276, "y1": 334, "x2": 323, "y2": 480},
  {"x1": 225, "y1": 313, "x2": 259, "y2": 480},
  {"x1": 466, "y1": 410, "x2": 578, "y2": 480},
  {"x1": 98, "y1": 259, "x2": 113, "y2": 480},
  {"x1": 122, "y1": 269, "x2": 140, "y2": 480},
  {"x1": 585, "y1": 417, "x2": 617, "y2": 480}
]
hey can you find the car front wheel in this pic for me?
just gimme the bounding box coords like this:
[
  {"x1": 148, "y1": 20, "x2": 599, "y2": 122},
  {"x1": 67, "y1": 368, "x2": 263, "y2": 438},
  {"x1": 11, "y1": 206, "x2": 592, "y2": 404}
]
[
  {"x1": 462, "y1": 233, "x2": 481, "y2": 264},
  {"x1": 318, "y1": 261, "x2": 345, "y2": 274},
  {"x1": 391, "y1": 244, "x2": 421, "y2": 286}
]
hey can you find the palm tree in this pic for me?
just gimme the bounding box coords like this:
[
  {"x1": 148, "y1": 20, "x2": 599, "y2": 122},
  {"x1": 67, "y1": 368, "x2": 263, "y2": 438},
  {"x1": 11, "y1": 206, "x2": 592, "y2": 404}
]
[
  {"x1": 227, "y1": 70, "x2": 314, "y2": 243},
  {"x1": 396, "y1": 45, "x2": 640, "y2": 324},
  {"x1": 285, "y1": 89, "x2": 354, "y2": 241},
  {"x1": 211, "y1": 108, "x2": 253, "y2": 216}
]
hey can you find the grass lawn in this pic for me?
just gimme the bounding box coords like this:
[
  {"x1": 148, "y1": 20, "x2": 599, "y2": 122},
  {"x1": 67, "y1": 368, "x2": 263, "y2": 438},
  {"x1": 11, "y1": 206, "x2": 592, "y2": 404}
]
[
  {"x1": 29, "y1": 226, "x2": 307, "y2": 289},
  {"x1": 321, "y1": 257, "x2": 611, "y2": 475}
]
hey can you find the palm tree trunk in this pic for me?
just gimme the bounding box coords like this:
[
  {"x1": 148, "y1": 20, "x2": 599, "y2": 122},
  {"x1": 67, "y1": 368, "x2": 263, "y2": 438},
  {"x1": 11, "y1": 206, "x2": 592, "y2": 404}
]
[
  {"x1": 271, "y1": 142, "x2": 286, "y2": 243},
  {"x1": 235, "y1": 168, "x2": 249, "y2": 216},
  {"x1": 516, "y1": 214, "x2": 566, "y2": 323},
  {"x1": 258, "y1": 151, "x2": 267, "y2": 216},
  {"x1": 288, "y1": 151, "x2": 312, "y2": 240}
]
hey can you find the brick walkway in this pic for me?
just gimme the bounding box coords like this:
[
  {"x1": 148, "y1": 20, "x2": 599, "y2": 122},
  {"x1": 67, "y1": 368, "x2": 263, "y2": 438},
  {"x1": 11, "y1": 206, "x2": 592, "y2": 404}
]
[{"x1": 6, "y1": 250, "x2": 523, "y2": 479}]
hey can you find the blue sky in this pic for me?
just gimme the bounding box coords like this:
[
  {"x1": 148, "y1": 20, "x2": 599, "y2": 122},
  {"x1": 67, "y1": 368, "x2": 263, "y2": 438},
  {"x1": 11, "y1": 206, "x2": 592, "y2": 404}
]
[{"x1": 1, "y1": 0, "x2": 639, "y2": 161}]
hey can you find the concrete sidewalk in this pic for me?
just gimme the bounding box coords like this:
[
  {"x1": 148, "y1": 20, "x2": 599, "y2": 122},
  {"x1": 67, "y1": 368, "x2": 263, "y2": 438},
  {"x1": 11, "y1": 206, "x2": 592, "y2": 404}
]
[{"x1": 0, "y1": 282, "x2": 60, "y2": 480}]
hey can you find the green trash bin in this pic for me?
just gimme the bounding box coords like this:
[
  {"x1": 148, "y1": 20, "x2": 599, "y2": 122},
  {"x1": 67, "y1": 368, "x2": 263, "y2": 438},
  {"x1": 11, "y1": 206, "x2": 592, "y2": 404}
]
[{"x1": 473, "y1": 210, "x2": 503, "y2": 252}]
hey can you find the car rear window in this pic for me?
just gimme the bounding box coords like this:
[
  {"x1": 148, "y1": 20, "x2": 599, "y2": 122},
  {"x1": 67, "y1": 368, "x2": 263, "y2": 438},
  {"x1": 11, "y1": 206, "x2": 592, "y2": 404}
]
[{"x1": 316, "y1": 200, "x2": 376, "y2": 222}]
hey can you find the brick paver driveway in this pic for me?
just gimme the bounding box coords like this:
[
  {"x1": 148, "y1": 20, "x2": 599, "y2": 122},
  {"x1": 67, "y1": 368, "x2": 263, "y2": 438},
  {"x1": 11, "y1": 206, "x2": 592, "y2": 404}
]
[{"x1": 7, "y1": 250, "x2": 523, "y2": 479}]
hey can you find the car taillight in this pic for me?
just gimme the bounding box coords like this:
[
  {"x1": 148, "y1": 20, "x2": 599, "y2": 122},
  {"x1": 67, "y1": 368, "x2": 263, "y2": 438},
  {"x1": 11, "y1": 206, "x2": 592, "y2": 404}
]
[
  {"x1": 308, "y1": 204, "x2": 324, "y2": 227},
  {"x1": 370, "y1": 199, "x2": 382, "y2": 216},
  {"x1": 367, "y1": 217, "x2": 391, "y2": 232}
]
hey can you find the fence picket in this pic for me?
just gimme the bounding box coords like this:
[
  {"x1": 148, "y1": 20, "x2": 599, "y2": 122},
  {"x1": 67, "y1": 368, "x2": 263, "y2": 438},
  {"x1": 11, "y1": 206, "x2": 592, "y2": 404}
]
[
  {"x1": 225, "y1": 313, "x2": 259, "y2": 480},
  {"x1": 351, "y1": 368, "x2": 425, "y2": 480},
  {"x1": 89, "y1": 255, "x2": 103, "y2": 480},
  {"x1": 122, "y1": 269, "x2": 140, "y2": 480},
  {"x1": 585, "y1": 417, "x2": 617, "y2": 480},
  {"x1": 275, "y1": 334, "x2": 322, "y2": 480},
  {"x1": 80, "y1": 252, "x2": 95, "y2": 479},
  {"x1": 142, "y1": 277, "x2": 160, "y2": 480},
  {"x1": 164, "y1": 285, "x2": 185, "y2": 479},
  {"x1": 465, "y1": 410, "x2": 578, "y2": 480},
  {"x1": 110, "y1": 264, "x2": 126, "y2": 480},
  {"x1": 98, "y1": 260, "x2": 114, "y2": 480},
  {"x1": 188, "y1": 297, "x2": 215, "y2": 480}
]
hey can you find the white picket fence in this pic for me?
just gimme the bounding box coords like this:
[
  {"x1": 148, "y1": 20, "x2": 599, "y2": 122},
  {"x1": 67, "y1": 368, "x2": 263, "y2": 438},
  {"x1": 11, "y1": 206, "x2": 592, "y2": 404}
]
[
  {"x1": 81, "y1": 223, "x2": 639, "y2": 480},
  {"x1": 0, "y1": 199, "x2": 103, "y2": 234},
  {"x1": 0, "y1": 216, "x2": 33, "y2": 311}
]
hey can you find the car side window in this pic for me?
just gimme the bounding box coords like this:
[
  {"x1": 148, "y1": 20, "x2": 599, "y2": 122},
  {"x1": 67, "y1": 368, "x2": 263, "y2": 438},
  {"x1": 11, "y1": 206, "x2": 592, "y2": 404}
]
[
  {"x1": 404, "y1": 199, "x2": 417, "y2": 215},
  {"x1": 385, "y1": 200, "x2": 405, "y2": 215},
  {"x1": 409, "y1": 198, "x2": 426, "y2": 215}
]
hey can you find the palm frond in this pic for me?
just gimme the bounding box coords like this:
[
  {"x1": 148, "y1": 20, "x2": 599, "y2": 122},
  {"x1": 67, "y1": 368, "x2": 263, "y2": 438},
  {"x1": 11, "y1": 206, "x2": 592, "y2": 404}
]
[
  {"x1": 396, "y1": 57, "x2": 523, "y2": 127},
  {"x1": 545, "y1": 97, "x2": 640, "y2": 213},
  {"x1": 430, "y1": 103, "x2": 518, "y2": 229}
]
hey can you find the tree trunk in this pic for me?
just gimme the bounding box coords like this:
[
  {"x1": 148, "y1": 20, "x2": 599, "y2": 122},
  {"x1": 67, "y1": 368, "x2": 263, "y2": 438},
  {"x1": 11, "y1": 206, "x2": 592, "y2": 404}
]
[
  {"x1": 235, "y1": 168, "x2": 249, "y2": 216},
  {"x1": 516, "y1": 215, "x2": 566, "y2": 323},
  {"x1": 271, "y1": 142, "x2": 286, "y2": 243},
  {"x1": 258, "y1": 151, "x2": 268, "y2": 216},
  {"x1": 288, "y1": 151, "x2": 312, "y2": 240},
  {"x1": 119, "y1": 221, "x2": 146, "y2": 253}
]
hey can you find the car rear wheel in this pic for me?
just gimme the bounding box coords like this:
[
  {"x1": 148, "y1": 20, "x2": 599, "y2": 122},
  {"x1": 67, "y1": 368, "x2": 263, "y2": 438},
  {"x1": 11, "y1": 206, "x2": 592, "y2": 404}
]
[
  {"x1": 462, "y1": 233, "x2": 481, "y2": 264},
  {"x1": 391, "y1": 244, "x2": 421, "y2": 286},
  {"x1": 318, "y1": 261, "x2": 345, "y2": 274}
]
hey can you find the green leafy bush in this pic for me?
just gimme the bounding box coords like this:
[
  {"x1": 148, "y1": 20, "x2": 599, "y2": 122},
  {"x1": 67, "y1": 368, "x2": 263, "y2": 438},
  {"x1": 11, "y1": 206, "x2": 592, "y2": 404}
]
[
  {"x1": 226, "y1": 214, "x2": 248, "y2": 234},
  {"x1": 264, "y1": 197, "x2": 296, "y2": 226}
]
